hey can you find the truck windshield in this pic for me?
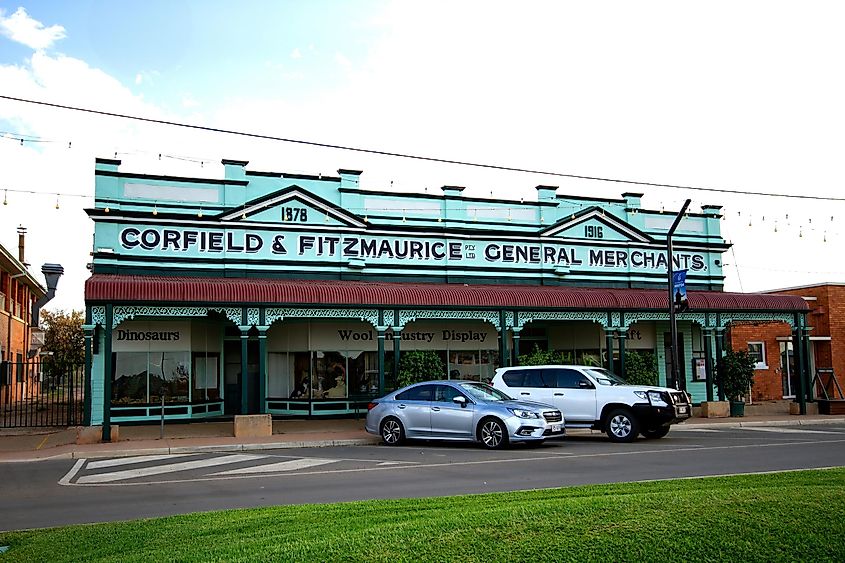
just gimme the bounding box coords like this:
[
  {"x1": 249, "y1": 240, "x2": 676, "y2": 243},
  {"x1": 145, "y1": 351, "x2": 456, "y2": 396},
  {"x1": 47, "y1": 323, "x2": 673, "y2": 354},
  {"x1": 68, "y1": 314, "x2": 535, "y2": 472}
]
[{"x1": 585, "y1": 368, "x2": 627, "y2": 386}]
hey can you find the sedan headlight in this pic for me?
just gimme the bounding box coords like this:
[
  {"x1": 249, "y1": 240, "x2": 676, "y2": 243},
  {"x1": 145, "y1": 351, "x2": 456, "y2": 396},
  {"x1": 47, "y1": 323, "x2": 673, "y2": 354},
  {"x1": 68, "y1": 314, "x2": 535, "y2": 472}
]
[
  {"x1": 647, "y1": 390, "x2": 669, "y2": 407},
  {"x1": 634, "y1": 391, "x2": 648, "y2": 401},
  {"x1": 508, "y1": 408, "x2": 540, "y2": 419}
]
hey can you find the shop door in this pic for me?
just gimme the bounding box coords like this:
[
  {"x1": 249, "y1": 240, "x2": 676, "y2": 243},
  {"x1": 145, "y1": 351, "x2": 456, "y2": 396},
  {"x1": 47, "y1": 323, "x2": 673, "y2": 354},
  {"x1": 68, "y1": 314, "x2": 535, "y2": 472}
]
[
  {"x1": 223, "y1": 341, "x2": 242, "y2": 415},
  {"x1": 663, "y1": 333, "x2": 686, "y2": 389},
  {"x1": 780, "y1": 341, "x2": 797, "y2": 398},
  {"x1": 246, "y1": 340, "x2": 260, "y2": 414},
  {"x1": 223, "y1": 340, "x2": 261, "y2": 414}
]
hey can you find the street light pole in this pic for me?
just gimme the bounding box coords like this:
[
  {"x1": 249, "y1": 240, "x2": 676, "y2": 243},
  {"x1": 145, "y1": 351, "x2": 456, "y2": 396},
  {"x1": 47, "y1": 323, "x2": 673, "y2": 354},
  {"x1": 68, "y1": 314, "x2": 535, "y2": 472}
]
[{"x1": 667, "y1": 199, "x2": 692, "y2": 391}]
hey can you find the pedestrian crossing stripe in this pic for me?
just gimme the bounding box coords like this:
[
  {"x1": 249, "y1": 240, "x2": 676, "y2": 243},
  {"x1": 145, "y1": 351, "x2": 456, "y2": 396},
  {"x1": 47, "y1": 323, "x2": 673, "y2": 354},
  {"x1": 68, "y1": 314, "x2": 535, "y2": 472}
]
[
  {"x1": 212, "y1": 458, "x2": 337, "y2": 475},
  {"x1": 86, "y1": 454, "x2": 194, "y2": 470},
  {"x1": 76, "y1": 454, "x2": 265, "y2": 484}
]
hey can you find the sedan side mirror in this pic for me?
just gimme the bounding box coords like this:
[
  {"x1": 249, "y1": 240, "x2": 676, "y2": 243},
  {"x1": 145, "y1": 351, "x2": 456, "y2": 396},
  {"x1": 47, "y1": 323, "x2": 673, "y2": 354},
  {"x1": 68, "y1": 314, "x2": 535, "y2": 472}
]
[
  {"x1": 452, "y1": 395, "x2": 468, "y2": 407},
  {"x1": 578, "y1": 380, "x2": 593, "y2": 389}
]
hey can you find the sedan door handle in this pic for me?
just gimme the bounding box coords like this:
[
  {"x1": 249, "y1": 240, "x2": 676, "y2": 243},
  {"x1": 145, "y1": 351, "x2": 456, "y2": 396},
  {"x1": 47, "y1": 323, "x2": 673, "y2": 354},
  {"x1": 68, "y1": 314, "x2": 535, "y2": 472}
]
[
  {"x1": 431, "y1": 406, "x2": 441, "y2": 412},
  {"x1": 398, "y1": 404, "x2": 406, "y2": 409},
  {"x1": 554, "y1": 393, "x2": 564, "y2": 396},
  {"x1": 521, "y1": 392, "x2": 530, "y2": 396}
]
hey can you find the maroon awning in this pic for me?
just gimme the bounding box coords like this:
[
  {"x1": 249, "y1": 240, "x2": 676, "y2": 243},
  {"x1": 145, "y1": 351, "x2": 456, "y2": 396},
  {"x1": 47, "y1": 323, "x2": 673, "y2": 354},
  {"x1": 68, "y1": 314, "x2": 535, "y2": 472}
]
[{"x1": 84, "y1": 275, "x2": 809, "y2": 312}]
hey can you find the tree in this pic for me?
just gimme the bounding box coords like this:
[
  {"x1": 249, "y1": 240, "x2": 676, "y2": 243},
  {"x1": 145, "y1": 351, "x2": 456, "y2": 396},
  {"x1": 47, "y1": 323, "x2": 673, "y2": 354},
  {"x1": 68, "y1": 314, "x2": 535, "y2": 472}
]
[
  {"x1": 397, "y1": 350, "x2": 445, "y2": 388},
  {"x1": 40, "y1": 309, "x2": 84, "y2": 377},
  {"x1": 624, "y1": 350, "x2": 659, "y2": 386},
  {"x1": 716, "y1": 349, "x2": 756, "y2": 402}
]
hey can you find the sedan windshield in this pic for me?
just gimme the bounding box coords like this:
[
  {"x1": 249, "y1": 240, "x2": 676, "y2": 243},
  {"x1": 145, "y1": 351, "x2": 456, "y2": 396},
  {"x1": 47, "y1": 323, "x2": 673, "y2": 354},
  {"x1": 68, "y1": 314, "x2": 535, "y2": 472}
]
[
  {"x1": 585, "y1": 368, "x2": 628, "y2": 386},
  {"x1": 459, "y1": 382, "x2": 513, "y2": 402}
]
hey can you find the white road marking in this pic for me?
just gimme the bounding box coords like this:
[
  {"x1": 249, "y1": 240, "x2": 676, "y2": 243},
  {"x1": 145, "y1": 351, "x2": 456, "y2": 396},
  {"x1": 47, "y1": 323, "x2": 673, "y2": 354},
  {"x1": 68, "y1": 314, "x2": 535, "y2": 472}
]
[
  {"x1": 86, "y1": 454, "x2": 193, "y2": 470},
  {"x1": 75, "y1": 454, "x2": 265, "y2": 484},
  {"x1": 58, "y1": 459, "x2": 86, "y2": 485},
  {"x1": 741, "y1": 427, "x2": 843, "y2": 435},
  {"x1": 212, "y1": 458, "x2": 337, "y2": 475},
  {"x1": 65, "y1": 437, "x2": 845, "y2": 487}
]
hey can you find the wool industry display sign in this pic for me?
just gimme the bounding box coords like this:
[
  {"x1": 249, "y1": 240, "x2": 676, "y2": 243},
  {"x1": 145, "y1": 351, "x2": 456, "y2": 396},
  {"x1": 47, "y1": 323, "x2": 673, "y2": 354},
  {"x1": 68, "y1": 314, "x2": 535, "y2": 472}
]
[{"x1": 116, "y1": 226, "x2": 709, "y2": 272}]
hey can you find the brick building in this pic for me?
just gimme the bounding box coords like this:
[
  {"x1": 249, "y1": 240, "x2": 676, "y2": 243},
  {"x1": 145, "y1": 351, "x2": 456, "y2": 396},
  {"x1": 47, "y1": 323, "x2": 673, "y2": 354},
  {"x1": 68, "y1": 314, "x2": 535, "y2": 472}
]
[
  {"x1": 728, "y1": 283, "x2": 845, "y2": 403},
  {"x1": 0, "y1": 228, "x2": 47, "y2": 405}
]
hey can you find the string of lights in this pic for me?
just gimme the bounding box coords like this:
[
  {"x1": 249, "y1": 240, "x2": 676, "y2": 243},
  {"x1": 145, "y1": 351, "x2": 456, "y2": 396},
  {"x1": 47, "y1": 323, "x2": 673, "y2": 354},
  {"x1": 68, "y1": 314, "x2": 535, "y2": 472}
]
[{"x1": 3, "y1": 94, "x2": 845, "y2": 203}]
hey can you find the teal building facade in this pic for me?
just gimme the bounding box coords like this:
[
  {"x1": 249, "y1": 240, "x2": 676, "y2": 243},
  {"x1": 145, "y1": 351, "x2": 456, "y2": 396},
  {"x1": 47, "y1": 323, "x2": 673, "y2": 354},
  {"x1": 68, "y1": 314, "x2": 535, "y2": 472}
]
[{"x1": 84, "y1": 158, "x2": 810, "y2": 431}]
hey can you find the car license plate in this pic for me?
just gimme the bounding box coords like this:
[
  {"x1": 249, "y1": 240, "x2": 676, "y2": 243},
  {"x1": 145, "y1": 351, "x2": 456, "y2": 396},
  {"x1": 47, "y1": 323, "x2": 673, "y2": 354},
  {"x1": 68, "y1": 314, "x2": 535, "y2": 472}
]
[
  {"x1": 551, "y1": 424, "x2": 561, "y2": 432},
  {"x1": 678, "y1": 406, "x2": 688, "y2": 414}
]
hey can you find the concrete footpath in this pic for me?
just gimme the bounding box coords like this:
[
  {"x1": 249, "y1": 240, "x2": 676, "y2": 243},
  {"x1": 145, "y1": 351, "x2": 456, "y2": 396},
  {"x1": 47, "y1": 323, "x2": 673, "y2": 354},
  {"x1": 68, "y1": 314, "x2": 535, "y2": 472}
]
[{"x1": 2, "y1": 414, "x2": 844, "y2": 463}]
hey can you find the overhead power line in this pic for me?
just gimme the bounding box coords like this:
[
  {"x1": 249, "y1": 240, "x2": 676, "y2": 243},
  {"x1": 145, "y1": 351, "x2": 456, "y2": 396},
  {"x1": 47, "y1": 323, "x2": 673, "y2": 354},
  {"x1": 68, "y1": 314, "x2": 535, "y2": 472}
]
[{"x1": 2, "y1": 94, "x2": 845, "y2": 202}]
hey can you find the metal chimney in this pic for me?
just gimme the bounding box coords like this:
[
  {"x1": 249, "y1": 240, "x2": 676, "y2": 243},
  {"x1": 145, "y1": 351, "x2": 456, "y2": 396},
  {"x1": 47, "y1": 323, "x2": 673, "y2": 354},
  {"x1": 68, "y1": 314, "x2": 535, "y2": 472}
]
[{"x1": 17, "y1": 225, "x2": 28, "y2": 267}]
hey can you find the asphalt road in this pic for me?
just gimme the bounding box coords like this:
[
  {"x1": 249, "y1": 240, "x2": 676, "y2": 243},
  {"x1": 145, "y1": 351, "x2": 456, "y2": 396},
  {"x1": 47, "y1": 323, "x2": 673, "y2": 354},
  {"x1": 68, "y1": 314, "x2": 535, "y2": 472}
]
[{"x1": 2, "y1": 423, "x2": 845, "y2": 532}]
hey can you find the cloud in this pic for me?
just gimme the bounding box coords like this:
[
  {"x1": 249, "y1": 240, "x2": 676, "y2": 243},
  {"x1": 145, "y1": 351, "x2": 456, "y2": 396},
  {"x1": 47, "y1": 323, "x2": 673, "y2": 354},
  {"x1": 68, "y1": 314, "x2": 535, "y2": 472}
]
[
  {"x1": 181, "y1": 94, "x2": 199, "y2": 108},
  {"x1": 334, "y1": 52, "x2": 351, "y2": 70},
  {"x1": 0, "y1": 7, "x2": 66, "y2": 50},
  {"x1": 290, "y1": 47, "x2": 302, "y2": 59}
]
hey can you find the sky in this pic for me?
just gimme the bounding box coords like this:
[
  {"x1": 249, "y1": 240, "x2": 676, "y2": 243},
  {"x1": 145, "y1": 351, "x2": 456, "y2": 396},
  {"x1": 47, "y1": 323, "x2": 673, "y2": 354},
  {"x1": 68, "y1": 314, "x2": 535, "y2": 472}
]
[{"x1": 1, "y1": 0, "x2": 844, "y2": 313}]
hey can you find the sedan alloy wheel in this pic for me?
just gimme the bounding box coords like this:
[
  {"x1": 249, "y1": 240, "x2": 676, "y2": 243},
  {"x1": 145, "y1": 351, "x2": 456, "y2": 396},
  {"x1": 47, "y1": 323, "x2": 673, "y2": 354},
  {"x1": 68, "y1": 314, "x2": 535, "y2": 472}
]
[{"x1": 480, "y1": 419, "x2": 508, "y2": 449}]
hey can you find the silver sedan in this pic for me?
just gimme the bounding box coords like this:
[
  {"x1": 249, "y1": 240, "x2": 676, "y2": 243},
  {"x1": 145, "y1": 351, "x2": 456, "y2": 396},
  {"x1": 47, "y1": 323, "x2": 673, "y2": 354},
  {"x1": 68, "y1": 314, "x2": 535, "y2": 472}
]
[{"x1": 365, "y1": 380, "x2": 565, "y2": 449}]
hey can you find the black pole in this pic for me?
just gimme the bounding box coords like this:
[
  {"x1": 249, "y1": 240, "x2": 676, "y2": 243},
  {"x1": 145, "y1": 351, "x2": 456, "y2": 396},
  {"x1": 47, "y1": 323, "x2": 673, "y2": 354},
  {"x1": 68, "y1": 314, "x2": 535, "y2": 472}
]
[{"x1": 667, "y1": 199, "x2": 692, "y2": 391}]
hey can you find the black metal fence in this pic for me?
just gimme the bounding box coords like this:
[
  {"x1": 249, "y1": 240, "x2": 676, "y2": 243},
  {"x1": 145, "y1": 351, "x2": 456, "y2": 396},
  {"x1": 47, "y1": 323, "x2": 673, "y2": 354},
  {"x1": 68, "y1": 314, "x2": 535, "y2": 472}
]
[{"x1": 0, "y1": 360, "x2": 85, "y2": 428}]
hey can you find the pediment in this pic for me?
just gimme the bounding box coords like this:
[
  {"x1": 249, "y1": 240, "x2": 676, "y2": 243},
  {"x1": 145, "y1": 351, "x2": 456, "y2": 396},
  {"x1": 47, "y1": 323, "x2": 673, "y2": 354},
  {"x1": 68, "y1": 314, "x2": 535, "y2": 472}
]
[
  {"x1": 540, "y1": 206, "x2": 653, "y2": 243},
  {"x1": 216, "y1": 186, "x2": 366, "y2": 228}
]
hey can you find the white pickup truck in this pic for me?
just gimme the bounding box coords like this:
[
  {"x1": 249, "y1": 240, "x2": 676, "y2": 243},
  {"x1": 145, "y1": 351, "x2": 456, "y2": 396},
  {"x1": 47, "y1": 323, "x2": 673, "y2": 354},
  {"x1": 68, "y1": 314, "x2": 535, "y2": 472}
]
[{"x1": 491, "y1": 364, "x2": 691, "y2": 442}]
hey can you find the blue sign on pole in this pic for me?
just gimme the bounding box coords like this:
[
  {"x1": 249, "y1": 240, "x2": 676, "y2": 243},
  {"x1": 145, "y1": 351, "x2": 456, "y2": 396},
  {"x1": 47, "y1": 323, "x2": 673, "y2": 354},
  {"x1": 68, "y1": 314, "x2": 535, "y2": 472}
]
[{"x1": 672, "y1": 269, "x2": 689, "y2": 313}]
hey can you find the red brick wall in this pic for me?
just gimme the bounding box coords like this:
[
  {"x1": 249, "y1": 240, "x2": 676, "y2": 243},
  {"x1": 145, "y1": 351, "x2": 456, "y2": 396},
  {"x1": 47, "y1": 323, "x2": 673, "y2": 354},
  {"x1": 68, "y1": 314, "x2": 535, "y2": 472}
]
[
  {"x1": 727, "y1": 321, "x2": 792, "y2": 401},
  {"x1": 775, "y1": 285, "x2": 845, "y2": 399}
]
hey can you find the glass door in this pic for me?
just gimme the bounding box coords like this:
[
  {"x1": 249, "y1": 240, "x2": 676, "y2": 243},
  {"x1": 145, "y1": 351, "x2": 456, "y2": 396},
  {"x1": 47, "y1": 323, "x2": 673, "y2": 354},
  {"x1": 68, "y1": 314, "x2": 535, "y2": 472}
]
[{"x1": 780, "y1": 341, "x2": 797, "y2": 398}]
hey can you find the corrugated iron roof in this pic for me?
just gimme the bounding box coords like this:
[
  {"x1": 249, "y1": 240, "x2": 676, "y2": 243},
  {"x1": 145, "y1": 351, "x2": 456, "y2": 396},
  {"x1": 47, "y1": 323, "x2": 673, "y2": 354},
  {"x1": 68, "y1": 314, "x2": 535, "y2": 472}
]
[{"x1": 84, "y1": 275, "x2": 809, "y2": 312}]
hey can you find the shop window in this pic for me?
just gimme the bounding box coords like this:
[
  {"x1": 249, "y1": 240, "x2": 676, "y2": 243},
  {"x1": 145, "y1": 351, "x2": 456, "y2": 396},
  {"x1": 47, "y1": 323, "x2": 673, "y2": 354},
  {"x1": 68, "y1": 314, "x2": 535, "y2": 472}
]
[
  {"x1": 314, "y1": 351, "x2": 351, "y2": 399},
  {"x1": 113, "y1": 352, "x2": 149, "y2": 404},
  {"x1": 447, "y1": 350, "x2": 498, "y2": 383},
  {"x1": 193, "y1": 353, "x2": 220, "y2": 401},
  {"x1": 112, "y1": 351, "x2": 190, "y2": 405},
  {"x1": 747, "y1": 342, "x2": 767, "y2": 369}
]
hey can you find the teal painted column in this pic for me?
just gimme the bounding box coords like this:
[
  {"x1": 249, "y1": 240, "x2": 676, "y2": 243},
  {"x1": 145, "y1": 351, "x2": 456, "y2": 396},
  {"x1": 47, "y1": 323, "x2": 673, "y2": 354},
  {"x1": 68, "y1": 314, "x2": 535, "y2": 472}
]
[
  {"x1": 102, "y1": 305, "x2": 113, "y2": 443},
  {"x1": 257, "y1": 327, "x2": 268, "y2": 414},
  {"x1": 240, "y1": 327, "x2": 249, "y2": 415},
  {"x1": 605, "y1": 329, "x2": 614, "y2": 371},
  {"x1": 802, "y1": 327, "x2": 814, "y2": 402},
  {"x1": 393, "y1": 329, "x2": 401, "y2": 385},
  {"x1": 512, "y1": 327, "x2": 522, "y2": 366},
  {"x1": 617, "y1": 330, "x2": 627, "y2": 379},
  {"x1": 377, "y1": 329, "x2": 386, "y2": 395},
  {"x1": 793, "y1": 323, "x2": 806, "y2": 415},
  {"x1": 82, "y1": 324, "x2": 94, "y2": 426},
  {"x1": 703, "y1": 328, "x2": 714, "y2": 402},
  {"x1": 715, "y1": 327, "x2": 725, "y2": 401},
  {"x1": 499, "y1": 311, "x2": 510, "y2": 368}
]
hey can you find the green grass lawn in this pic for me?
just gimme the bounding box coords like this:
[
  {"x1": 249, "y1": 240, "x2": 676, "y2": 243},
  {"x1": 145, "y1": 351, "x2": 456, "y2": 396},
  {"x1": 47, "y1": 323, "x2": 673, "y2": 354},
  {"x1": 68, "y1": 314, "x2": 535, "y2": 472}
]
[{"x1": 2, "y1": 468, "x2": 844, "y2": 562}]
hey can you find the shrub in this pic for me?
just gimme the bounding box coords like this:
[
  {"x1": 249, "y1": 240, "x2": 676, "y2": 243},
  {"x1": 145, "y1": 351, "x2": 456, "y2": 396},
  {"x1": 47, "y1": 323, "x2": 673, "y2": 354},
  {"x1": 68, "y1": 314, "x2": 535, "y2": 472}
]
[
  {"x1": 717, "y1": 349, "x2": 756, "y2": 402},
  {"x1": 518, "y1": 345, "x2": 575, "y2": 366},
  {"x1": 624, "y1": 350, "x2": 659, "y2": 386},
  {"x1": 397, "y1": 350, "x2": 445, "y2": 388}
]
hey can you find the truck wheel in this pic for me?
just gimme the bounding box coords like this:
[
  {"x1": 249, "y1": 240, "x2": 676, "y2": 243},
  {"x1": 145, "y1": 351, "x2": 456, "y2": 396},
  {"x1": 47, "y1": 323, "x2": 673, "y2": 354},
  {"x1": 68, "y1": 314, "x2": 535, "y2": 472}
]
[
  {"x1": 604, "y1": 408, "x2": 639, "y2": 443},
  {"x1": 642, "y1": 426, "x2": 671, "y2": 439}
]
